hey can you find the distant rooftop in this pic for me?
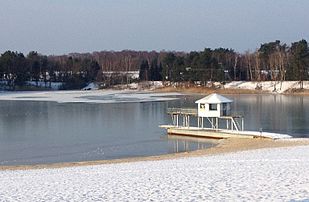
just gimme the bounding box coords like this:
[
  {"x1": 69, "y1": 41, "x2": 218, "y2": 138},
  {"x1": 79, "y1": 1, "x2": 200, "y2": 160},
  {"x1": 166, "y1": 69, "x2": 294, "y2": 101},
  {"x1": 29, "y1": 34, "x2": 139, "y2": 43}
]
[{"x1": 195, "y1": 93, "x2": 233, "y2": 104}]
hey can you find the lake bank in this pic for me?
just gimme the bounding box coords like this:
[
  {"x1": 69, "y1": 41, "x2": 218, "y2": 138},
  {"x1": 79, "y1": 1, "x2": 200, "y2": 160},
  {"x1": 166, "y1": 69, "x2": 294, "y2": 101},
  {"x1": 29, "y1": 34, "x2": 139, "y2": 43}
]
[
  {"x1": 3, "y1": 81, "x2": 309, "y2": 96},
  {"x1": 1, "y1": 137, "x2": 308, "y2": 171},
  {"x1": 154, "y1": 81, "x2": 309, "y2": 95}
]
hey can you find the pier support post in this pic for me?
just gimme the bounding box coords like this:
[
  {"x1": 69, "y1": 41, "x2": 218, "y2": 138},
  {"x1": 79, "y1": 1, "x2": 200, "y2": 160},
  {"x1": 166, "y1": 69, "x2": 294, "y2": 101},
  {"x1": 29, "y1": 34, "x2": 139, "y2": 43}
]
[
  {"x1": 198, "y1": 117, "x2": 200, "y2": 128},
  {"x1": 216, "y1": 118, "x2": 218, "y2": 130},
  {"x1": 187, "y1": 116, "x2": 190, "y2": 128}
]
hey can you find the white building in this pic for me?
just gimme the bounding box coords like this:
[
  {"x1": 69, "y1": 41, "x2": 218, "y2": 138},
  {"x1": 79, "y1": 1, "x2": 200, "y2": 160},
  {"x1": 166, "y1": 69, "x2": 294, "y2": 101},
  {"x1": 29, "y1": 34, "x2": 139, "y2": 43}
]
[{"x1": 195, "y1": 93, "x2": 232, "y2": 118}]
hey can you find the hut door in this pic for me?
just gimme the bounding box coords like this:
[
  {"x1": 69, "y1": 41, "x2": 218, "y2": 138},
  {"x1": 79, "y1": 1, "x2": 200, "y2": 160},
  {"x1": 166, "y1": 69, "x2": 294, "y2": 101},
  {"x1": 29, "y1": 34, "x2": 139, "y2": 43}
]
[{"x1": 222, "y1": 103, "x2": 227, "y2": 116}]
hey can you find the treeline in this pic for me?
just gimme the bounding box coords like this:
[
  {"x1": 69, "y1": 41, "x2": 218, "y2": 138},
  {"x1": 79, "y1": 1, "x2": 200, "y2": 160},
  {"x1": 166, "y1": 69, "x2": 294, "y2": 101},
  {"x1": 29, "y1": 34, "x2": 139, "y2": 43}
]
[
  {"x1": 159, "y1": 39, "x2": 309, "y2": 85},
  {"x1": 0, "y1": 39, "x2": 308, "y2": 89},
  {"x1": 0, "y1": 51, "x2": 101, "y2": 89}
]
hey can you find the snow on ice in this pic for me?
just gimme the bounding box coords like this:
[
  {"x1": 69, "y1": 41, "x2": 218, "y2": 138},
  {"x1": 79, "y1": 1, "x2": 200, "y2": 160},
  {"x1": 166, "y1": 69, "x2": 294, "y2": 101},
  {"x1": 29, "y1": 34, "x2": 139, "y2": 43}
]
[{"x1": 0, "y1": 90, "x2": 180, "y2": 104}]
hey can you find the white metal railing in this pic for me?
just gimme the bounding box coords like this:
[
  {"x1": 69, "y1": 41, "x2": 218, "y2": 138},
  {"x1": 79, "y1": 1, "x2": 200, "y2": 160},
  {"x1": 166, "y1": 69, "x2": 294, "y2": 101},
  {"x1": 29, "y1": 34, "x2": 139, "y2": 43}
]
[{"x1": 167, "y1": 108, "x2": 198, "y2": 115}]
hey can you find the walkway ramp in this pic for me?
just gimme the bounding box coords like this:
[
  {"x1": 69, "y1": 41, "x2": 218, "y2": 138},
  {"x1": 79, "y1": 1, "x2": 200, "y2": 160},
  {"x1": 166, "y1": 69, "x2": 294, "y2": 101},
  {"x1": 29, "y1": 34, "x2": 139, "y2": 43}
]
[{"x1": 160, "y1": 125, "x2": 292, "y2": 140}]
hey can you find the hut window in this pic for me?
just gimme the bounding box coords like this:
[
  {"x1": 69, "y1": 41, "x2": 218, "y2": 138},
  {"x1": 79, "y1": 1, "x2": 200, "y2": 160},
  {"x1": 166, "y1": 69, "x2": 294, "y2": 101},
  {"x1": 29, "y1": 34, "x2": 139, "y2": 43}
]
[
  {"x1": 209, "y1": 104, "x2": 217, "y2": 111},
  {"x1": 200, "y1": 104, "x2": 205, "y2": 109}
]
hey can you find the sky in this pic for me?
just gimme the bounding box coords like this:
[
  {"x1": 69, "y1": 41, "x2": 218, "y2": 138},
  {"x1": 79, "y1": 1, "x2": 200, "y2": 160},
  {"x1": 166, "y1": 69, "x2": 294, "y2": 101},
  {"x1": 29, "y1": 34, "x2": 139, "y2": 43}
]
[{"x1": 0, "y1": 0, "x2": 308, "y2": 55}]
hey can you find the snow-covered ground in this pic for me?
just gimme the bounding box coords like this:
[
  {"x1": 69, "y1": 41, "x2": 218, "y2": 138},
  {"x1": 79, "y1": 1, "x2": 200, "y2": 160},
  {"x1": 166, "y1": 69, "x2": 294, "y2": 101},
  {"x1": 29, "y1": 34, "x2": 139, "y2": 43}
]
[
  {"x1": 0, "y1": 146, "x2": 308, "y2": 201},
  {"x1": 0, "y1": 90, "x2": 180, "y2": 103},
  {"x1": 224, "y1": 81, "x2": 309, "y2": 93},
  {"x1": 134, "y1": 80, "x2": 309, "y2": 94},
  {"x1": 113, "y1": 81, "x2": 164, "y2": 90}
]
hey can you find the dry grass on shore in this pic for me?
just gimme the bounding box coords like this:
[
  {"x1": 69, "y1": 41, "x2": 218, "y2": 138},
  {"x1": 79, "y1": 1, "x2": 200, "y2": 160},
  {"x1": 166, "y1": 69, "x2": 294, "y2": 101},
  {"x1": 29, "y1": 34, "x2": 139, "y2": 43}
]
[
  {"x1": 155, "y1": 86, "x2": 266, "y2": 95},
  {"x1": 283, "y1": 88, "x2": 309, "y2": 95},
  {"x1": 155, "y1": 85, "x2": 309, "y2": 95}
]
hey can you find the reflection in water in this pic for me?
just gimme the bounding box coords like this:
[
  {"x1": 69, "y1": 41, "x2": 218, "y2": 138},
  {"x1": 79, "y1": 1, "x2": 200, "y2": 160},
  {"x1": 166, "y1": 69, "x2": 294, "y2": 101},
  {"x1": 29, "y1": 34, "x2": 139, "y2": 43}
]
[
  {"x1": 230, "y1": 94, "x2": 309, "y2": 136},
  {"x1": 167, "y1": 135, "x2": 218, "y2": 153}
]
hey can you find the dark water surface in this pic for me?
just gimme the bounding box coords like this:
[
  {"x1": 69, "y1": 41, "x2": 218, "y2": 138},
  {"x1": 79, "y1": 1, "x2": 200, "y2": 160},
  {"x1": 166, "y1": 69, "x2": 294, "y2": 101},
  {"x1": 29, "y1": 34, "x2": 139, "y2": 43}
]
[
  {"x1": 0, "y1": 94, "x2": 308, "y2": 165},
  {"x1": 0, "y1": 99, "x2": 213, "y2": 166}
]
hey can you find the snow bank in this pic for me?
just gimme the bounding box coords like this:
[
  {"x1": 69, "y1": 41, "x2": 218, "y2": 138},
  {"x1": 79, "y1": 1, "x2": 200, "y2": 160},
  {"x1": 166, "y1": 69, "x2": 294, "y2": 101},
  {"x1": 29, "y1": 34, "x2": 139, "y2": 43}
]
[
  {"x1": 0, "y1": 146, "x2": 308, "y2": 201},
  {"x1": 225, "y1": 81, "x2": 309, "y2": 93},
  {"x1": 82, "y1": 82, "x2": 99, "y2": 90},
  {"x1": 0, "y1": 90, "x2": 180, "y2": 104},
  {"x1": 25, "y1": 81, "x2": 63, "y2": 90},
  {"x1": 114, "y1": 81, "x2": 164, "y2": 90}
]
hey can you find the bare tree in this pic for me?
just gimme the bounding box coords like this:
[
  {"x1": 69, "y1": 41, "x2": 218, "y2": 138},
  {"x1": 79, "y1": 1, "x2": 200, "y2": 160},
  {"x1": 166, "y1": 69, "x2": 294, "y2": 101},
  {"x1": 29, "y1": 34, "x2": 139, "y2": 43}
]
[
  {"x1": 244, "y1": 51, "x2": 253, "y2": 81},
  {"x1": 233, "y1": 55, "x2": 238, "y2": 80},
  {"x1": 254, "y1": 51, "x2": 261, "y2": 81}
]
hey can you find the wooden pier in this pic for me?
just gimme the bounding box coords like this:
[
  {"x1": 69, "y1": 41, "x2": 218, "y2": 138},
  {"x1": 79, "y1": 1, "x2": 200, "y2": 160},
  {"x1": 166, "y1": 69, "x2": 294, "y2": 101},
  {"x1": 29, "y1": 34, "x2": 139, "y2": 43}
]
[
  {"x1": 160, "y1": 125, "x2": 269, "y2": 139},
  {"x1": 160, "y1": 94, "x2": 291, "y2": 140}
]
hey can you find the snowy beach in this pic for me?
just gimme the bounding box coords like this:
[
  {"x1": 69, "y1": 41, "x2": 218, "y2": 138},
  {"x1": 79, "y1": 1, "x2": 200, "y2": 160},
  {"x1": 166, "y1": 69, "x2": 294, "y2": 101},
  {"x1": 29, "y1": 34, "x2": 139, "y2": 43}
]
[{"x1": 0, "y1": 144, "x2": 308, "y2": 201}]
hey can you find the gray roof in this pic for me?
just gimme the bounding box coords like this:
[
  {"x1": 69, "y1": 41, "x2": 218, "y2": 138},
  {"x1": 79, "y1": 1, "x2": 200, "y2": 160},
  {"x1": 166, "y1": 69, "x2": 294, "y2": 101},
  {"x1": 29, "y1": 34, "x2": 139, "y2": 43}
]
[{"x1": 195, "y1": 93, "x2": 233, "y2": 104}]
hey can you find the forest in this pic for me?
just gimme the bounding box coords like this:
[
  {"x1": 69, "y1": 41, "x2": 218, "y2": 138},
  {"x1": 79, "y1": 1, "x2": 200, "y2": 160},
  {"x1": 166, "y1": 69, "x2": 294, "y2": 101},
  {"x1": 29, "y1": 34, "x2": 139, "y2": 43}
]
[{"x1": 0, "y1": 39, "x2": 308, "y2": 89}]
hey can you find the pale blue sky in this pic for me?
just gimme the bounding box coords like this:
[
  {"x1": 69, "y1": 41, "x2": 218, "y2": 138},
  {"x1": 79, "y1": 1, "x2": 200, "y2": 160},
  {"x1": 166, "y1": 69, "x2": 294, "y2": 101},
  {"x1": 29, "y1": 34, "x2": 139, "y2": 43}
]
[{"x1": 0, "y1": 0, "x2": 308, "y2": 55}]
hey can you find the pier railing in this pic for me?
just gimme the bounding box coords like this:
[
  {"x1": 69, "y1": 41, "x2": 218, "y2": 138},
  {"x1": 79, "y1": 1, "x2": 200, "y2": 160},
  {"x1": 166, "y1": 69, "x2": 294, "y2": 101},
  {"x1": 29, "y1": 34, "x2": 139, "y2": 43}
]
[
  {"x1": 167, "y1": 108, "x2": 244, "y2": 131},
  {"x1": 167, "y1": 108, "x2": 198, "y2": 115}
]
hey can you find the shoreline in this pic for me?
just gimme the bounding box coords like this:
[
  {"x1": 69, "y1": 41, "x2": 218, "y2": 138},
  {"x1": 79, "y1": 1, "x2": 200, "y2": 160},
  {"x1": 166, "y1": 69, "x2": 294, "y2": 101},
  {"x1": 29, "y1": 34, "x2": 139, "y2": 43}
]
[
  {"x1": 2, "y1": 80, "x2": 309, "y2": 96},
  {"x1": 154, "y1": 85, "x2": 309, "y2": 95},
  {"x1": 1, "y1": 137, "x2": 309, "y2": 171}
]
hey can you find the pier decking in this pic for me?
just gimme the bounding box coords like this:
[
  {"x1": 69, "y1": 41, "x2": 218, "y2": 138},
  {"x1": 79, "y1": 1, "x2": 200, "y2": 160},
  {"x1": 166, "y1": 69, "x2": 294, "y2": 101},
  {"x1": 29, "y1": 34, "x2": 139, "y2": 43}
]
[{"x1": 160, "y1": 125, "x2": 291, "y2": 139}]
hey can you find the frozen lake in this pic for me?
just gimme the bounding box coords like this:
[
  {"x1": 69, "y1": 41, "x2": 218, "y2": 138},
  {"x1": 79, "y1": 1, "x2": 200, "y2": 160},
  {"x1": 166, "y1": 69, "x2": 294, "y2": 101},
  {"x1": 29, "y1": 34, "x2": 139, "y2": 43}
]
[{"x1": 0, "y1": 92, "x2": 308, "y2": 166}]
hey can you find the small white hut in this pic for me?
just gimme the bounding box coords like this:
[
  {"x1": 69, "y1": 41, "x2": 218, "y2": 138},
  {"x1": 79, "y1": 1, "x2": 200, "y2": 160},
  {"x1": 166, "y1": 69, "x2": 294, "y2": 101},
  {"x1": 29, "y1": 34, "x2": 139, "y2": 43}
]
[{"x1": 195, "y1": 93, "x2": 232, "y2": 118}]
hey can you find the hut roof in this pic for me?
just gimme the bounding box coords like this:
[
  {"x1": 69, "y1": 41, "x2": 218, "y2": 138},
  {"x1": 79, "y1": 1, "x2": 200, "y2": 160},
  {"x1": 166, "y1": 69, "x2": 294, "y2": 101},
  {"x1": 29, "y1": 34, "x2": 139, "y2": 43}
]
[{"x1": 195, "y1": 93, "x2": 233, "y2": 104}]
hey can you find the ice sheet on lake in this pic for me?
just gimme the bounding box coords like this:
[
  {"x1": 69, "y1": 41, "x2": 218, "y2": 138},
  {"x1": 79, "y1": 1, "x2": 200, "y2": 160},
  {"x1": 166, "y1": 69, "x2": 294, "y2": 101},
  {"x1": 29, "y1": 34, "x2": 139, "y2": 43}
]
[
  {"x1": 0, "y1": 145, "x2": 308, "y2": 201},
  {"x1": 0, "y1": 90, "x2": 181, "y2": 104}
]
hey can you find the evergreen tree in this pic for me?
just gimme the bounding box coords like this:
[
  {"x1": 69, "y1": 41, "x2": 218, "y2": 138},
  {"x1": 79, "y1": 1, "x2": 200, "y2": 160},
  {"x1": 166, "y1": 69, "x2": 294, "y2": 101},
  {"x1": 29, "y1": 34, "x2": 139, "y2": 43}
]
[
  {"x1": 139, "y1": 60, "x2": 149, "y2": 81},
  {"x1": 288, "y1": 39, "x2": 309, "y2": 87}
]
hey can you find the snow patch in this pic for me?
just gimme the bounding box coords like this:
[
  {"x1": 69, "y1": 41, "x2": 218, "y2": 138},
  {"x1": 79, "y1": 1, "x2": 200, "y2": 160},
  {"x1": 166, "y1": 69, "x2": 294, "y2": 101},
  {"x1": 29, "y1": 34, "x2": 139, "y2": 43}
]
[
  {"x1": 25, "y1": 81, "x2": 63, "y2": 90},
  {"x1": 224, "y1": 81, "x2": 309, "y2": 93},
  {"x1": 82, "y1": 82, "x2": 99, "y2": 90}
]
